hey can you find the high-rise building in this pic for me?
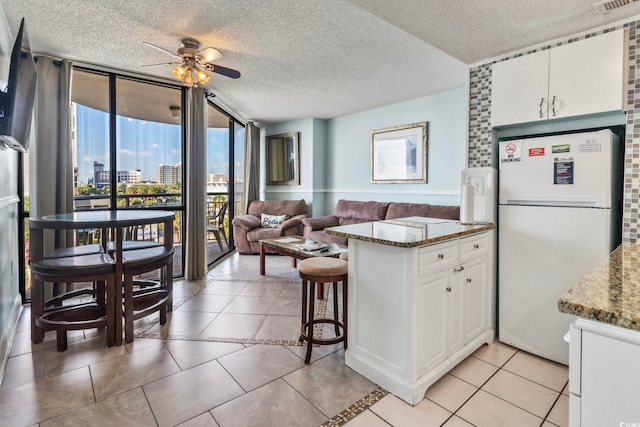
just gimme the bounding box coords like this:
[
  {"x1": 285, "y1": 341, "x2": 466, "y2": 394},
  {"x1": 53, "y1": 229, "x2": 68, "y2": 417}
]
[
  {"x1": 93, "y1": 162, "x2": 142, "y2": 188},
  {"x1": 157, "y1": 163, "x2": 181, "y2": 184}
]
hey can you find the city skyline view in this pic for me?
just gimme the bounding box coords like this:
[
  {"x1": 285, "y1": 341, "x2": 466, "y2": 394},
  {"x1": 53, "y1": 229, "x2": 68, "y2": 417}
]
[{"x1": 74, "y1": 104, "x2": 231, "y2": 185}]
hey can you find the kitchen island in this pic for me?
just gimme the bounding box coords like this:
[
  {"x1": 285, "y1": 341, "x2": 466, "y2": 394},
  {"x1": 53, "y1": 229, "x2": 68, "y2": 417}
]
[
  {"x1": 325, "y1": 217, "x2": 495, "y2": 405},
  {"x1": 558, "y1": 243, "x2": 640, "y2": 426}
]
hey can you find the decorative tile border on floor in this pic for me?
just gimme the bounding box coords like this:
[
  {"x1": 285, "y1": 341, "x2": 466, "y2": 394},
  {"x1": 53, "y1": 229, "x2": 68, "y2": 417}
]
[
  {"x1": 321, "y1": 388, "x2": 389, "y2": 427},
  {"x1": 135, "y1": 279, "x2": 330, "y2": 345}
]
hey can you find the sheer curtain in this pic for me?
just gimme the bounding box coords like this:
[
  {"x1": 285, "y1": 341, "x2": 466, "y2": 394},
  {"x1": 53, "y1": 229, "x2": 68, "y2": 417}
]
[
  {"x1": 243, "y1": 122, "x2": 260, "y2": 213},
  {"x1": 184, "y1": 87, "x2": 207, "y2": 280},
  {"x1": 30, "y1": 56, "x2": 73, "y2": 298}
]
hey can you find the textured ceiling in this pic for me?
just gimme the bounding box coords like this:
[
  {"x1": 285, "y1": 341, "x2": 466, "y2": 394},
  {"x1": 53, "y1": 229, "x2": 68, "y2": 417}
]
[{"x1": 1, "y1": 0, "x2": 639, "y2": 126}]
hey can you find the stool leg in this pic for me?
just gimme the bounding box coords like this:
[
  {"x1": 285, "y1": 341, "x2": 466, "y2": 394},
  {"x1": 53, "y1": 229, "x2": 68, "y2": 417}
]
[
  {"x1": 57, "y1": 330, "x2": 68, "y2": 352},
  {"x1": 300, "y1": 279, "x2": 308, "y2": 342},
  {"x1": 305, "y1": 281, "x2": 316, "y2": 364},
  {"x1": 317, "y1": 283, "x2": 324, "y2": 300},
  {"x1": 343, "y1": 277, "x2": 348, "y2": 350},
  {"x1": 332, "y1": 282, "x2": 340, "y2": 336},
  {"x1": 125, "y1": 275, "x2": 134, "y2": 343},
  {"x1": 105, "y1": 275, "x2": 115, "y2": 347}
]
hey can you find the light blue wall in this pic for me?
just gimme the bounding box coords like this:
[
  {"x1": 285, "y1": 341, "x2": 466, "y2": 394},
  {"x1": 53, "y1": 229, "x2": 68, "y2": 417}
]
[
  {"x1": 262, "y1": 87, "x2": 468, "y2": 217},
  {"x1": 325, "y1": 87, "x2": 467, "y2": 215},
  {"x1": 263, "y1": 118, "x2": 317, "y2": 212}
]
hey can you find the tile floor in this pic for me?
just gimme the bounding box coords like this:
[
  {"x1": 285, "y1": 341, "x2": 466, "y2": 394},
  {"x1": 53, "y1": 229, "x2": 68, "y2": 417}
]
[{"x1": 0, "y1": 252, "x2": 569, "y2": 426}]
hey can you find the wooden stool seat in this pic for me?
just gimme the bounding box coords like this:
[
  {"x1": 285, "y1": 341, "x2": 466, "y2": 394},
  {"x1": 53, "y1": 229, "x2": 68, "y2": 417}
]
[
  {"x1": 298, "y1": 257, "x2": 348, "y2": 364},
  {"x1": 30, "y1": 253, "x2": 116, "y2": 351},
  {"x1": 45, "y1": 243, "x2": 104, "y2": 259},
  {"x1": 107, "y1": 240, "x2": 162, "y2": 254}
]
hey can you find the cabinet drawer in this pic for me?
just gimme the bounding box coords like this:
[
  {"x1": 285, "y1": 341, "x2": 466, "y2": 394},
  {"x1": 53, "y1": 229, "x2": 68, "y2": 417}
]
[
  {"x1": 418, "y1": 240, "x2": 458, "y2": 276},
  {"x1": 459, "y1": 233, "x2": 488, "y2": 262}
]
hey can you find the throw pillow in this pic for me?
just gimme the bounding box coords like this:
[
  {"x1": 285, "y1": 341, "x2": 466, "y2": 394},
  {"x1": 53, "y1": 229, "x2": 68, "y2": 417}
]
[{"x1": 261, "y1": 213, "x2": 287, "y2": 228}]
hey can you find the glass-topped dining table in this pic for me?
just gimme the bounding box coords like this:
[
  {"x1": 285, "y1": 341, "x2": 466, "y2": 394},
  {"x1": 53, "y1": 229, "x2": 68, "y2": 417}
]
[{"x1": 29, "y1": 209, "x2": 175, "y2": 346}]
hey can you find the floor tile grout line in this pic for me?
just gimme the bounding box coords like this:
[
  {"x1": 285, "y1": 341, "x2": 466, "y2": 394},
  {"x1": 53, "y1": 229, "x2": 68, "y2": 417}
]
[{"x1": 539, "y1": 380, "x2": 568, "y2": 424}]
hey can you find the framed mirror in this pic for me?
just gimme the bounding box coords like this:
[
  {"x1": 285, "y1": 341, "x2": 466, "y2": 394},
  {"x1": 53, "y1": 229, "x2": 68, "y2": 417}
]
[{"x1": 266, "y1": 132, "x2": 300, "y2": 185}]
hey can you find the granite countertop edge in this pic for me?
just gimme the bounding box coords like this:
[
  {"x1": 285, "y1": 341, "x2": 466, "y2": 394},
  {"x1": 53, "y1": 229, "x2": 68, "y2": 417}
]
[
  {"x1": 557, "y1": 244, "x2": 640, "y2": 332},
  {"x1": 325, "y1": 222, "x2": 495, "y2": 248}
]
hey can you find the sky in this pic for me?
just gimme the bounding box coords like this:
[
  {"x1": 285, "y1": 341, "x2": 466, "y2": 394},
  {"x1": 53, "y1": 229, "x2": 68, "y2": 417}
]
[{"x1": 75, "y1": 104, "x2": 231, "y2": 184}]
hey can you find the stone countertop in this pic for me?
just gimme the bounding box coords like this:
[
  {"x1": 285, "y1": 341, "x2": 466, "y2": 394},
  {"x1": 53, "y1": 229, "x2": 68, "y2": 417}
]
[
  {"x1": 558, "y1": 243, "x2": 640, "y2": 331},
  {"x1": 324, "y1": 216, "x2": 495, "y2": 248}
]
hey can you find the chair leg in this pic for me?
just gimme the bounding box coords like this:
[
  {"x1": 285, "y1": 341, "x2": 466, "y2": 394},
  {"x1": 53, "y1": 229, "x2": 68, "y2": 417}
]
[{"x1": 213, "y1": 230, "x2": 224, "y2": 251}]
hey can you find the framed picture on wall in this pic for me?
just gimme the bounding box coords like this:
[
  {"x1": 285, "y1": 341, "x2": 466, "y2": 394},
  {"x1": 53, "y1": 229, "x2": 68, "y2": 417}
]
[{"x1": 370, "y1": 122, "x2": 427, "y2": 183}]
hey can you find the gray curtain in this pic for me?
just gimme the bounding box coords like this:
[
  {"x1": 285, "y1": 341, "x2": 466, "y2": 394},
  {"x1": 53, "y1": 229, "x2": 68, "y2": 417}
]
[
  {"x1": 184, "y1": 87, "x2": 207, "y2": 280},
  {"x1": 243, "y1": 122, "x2": 260, "y2": 213},
  {"x1": 30, "y1": 57, "x2": 74, "y2": 298}
]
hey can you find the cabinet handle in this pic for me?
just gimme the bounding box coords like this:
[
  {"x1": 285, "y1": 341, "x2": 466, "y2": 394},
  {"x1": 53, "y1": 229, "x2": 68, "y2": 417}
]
[
  {"x1": 453, "y1": 266, "x2": 465, "y2": 272},
  {"x1": 551, "y1": 95, "x2": 557, "y2": 116},
  {"x1": 446, "y1": 286, "x2": 452, "y2": 292},
  {"x1": 467, "y1": 278, "x2": 472, "y2": 283},
  {"x1": 438, "y1": 254, "x2": 444, "y2": 259},
  {"x1": 473, "y1": 244, "x2": 480, "y2": 249},
  {"x1": 538, "y1": 97, "x2": 545, "y2": 118}
]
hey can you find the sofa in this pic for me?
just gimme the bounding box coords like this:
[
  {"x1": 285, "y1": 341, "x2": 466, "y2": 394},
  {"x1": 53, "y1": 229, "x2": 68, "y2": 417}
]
[
  {"x1": 232, "y1": 199, "x2": 308, "y2": 254},
  {"x1": 301, "y1": 199, "x2": 460, "y2": 245}
]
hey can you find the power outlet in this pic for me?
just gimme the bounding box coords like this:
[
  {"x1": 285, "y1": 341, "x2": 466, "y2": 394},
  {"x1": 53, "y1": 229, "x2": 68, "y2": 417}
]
[{"x1": 469, "y1": 177, "x2": 484, "y2": 195}]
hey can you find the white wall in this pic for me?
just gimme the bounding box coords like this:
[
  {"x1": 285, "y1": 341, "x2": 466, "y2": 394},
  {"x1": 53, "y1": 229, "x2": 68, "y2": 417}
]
[{"x1": 323, "y1": 86, "x2": 467, "y2": 215}]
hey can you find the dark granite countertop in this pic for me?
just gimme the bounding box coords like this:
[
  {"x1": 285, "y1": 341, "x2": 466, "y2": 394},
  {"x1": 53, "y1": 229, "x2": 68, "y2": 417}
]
[
  {"x1": 324, "y1": 216, "x2": 495, "y2": 248},
  {"x1": 558, "y1": 243, "x2": 640, "y2": 331}
]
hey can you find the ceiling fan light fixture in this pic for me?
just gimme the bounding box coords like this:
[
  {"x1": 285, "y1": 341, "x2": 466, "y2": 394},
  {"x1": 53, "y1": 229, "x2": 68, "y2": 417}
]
[
  {"x1": 172, "y1": 64, "x2": 187, "y2": 79},
  {"x1": 194, "y1": 66, "x2": 210, "y2": 84},
  {"x1": 183, "y1": 69, "x2": 195, "y2": 87}
]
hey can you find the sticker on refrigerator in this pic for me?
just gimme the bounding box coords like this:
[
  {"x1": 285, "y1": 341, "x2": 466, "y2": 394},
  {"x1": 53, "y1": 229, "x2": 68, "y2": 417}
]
[
  {"x1": 500, "y1": 142, "x2": 522, "y2": 163},
  {"x1": 579, "y1": 143, "x2": 601, "y2": 153},
  {"x1": 554, "y1": 157, "x2": 574, "y2": 185},
  {"x1": 551, "y1": 144, "x2": 570, "y2": 154},
  {"x1": 528, "y1": 147, "x2": 545, "y2": 157}
]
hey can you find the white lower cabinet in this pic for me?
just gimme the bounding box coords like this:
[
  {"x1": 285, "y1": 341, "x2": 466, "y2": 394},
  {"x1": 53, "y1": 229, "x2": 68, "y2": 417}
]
[
  {"x1": 569, "y1": 318, "x2": 640, "y2": 426},
  {"x1": 345, "y1": 231, "x2": 494, "y2": 405}
]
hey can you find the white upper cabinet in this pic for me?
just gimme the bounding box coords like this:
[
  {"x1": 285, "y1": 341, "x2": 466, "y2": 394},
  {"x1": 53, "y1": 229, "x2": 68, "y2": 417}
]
[
  {"x1": 491, "y1": 50, "x2": 550, "y2": 127},
  {"x1": 491, "y1": 29, "x2": 625, "y2": 127}
]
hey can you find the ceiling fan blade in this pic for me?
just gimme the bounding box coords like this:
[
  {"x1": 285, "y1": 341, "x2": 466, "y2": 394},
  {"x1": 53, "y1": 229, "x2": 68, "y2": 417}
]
[
  {"x1": 140, "y1": 61, "x2": 180, "y2": 68},
  {"x1": 143, "y1": 42, "x2": 181, "y2": 60},
  {"x1": 207, "y1": 64, "x2": 241, "y2": 79},
  {"x1": 199, "y1": 47, "x2": 222, "y2": 62}
]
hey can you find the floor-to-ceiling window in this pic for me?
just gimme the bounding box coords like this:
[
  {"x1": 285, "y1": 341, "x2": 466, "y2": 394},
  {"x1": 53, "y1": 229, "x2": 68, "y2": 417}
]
[{"x1": 19, "y1": 68, "x2": 246, "y2": 300}]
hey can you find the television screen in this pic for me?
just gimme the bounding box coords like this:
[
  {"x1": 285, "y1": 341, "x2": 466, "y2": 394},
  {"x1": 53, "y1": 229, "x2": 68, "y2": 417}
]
[{"x1": 0, "y1": 18, "x2": 36, "y2": 152}]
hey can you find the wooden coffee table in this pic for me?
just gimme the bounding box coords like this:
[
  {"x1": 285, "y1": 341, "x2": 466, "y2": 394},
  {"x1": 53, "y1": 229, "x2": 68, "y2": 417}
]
[{"x1": 259, "y1": 236, "x2": 347, "y2": 298}]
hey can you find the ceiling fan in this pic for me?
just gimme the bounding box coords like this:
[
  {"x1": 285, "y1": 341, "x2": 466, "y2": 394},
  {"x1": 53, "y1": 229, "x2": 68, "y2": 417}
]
[{"x1": 142, "y1": 38, "x2": 240, "y2": 87}]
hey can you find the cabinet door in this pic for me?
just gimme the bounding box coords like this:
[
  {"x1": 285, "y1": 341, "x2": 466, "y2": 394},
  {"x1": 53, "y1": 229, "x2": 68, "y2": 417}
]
[
  {"x1": 491, "y1": 49, "x2": 549, "y2": 127},
  {"x1": 548, "y1": 29, "x2": 624, "y2": 119},
  {"x1": 447, "y1": 266, "x2": 464, "y2": 356},
  {"x1": 418, "y1": 270, "x2": 447, "y2": 375},
  {"x1": 463, "y1": 256, "x2": 488, "y2": 343}
]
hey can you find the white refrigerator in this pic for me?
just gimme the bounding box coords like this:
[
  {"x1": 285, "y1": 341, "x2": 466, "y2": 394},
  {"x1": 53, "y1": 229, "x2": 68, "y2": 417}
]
[{"x1": 498, "y1": 129, "x2": 621, "y2": 365}]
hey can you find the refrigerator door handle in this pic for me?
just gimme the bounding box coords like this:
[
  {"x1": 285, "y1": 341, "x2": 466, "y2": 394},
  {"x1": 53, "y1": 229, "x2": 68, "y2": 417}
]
[{"x1": 500, "y1": 197, "x2": 602, "y2": 208}]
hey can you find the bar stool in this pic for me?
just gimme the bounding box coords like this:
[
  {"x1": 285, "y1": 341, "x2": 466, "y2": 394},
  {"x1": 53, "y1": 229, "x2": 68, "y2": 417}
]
[
  {"x1": 298, "y1": 257, "x2": 348, "y2": 364},
  {"x1": 30, "y1": 253, "x2": 116, "y2": 351},
  {"x1": 119, "y1": 246, "x2": 174, "y2": 343},
  {"x1": 42, "y1": 244, "x2": 105, "y2": 308}
]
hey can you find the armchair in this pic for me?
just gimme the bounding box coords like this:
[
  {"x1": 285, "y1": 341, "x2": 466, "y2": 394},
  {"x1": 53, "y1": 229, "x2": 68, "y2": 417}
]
[{"x1": 232, "y1": 199, "x2": 308, "y2": 254}]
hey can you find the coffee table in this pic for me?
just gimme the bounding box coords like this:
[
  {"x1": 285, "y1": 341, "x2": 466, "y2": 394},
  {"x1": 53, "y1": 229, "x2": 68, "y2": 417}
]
[{"x1": 259, "y1": 236, "x2": 347, "y2": 298}]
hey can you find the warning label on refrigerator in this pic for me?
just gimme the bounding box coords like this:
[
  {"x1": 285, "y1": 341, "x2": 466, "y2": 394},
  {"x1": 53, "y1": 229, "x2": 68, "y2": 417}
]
[
  {"x1": 554, "y1": 158, "x2": 574, "y2": 185},
  {"x1": 500, "y1": 142, "x2": 522, "y2": 163},
  {"x1": 579, "y1": 143, "x2": 601, "y2": 153},
  {"x1": 528, "y1": 147, "x2": 545, "y2": 156},
  {"x1": 552, "y1": 144, "x2": 570, "y2": 154}
]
